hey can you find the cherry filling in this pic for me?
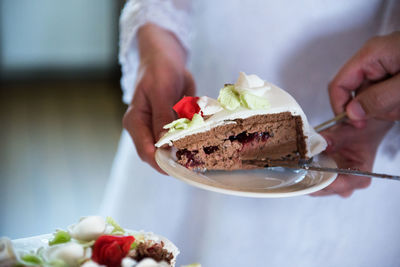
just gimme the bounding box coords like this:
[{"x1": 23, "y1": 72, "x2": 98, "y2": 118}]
[
  {"x1": 228, "y1": 131, "x2": 270, "y2": 143},
  {"x1": 176, "y1": 131, "x2": 270, "y2": 167},
  {"x1": 203, "y1": 146, "x2": 219, "y2": 154},
  {"x1": 176, "y1": 149, "x2": 203, "y2": 168}
]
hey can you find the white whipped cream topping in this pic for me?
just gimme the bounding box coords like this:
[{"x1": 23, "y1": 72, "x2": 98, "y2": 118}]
[
  {"x1": 156, "y1": 73, "x2": 327, "y2": 158},
  {"x1": 104, "y1": 224, "x2": 115, "y2": 235},
  {"x1": 0, "y1": 238, "x2": 16, "y2": 265},
  {"x1": 45, "y1": 243, "x2": 84, "y2": 267},
  {"x1": 69, "y1": 216, "x2": 106, "y2": 242},
  {"x1": 197, "y1": 96, "x2": 223, "y2": 116},
  {"x1": 234, "y1": 71, "x2": 271, "y2": 96},
  {"x1": 135, "y1": 258, "x2": 170, "y2": 267},
  {"x1": 121, "y1": 257, "x2": 138, "y2": 267},
  {"x1": 81, "y1": 260, "x2": 105, "y2": 267}
]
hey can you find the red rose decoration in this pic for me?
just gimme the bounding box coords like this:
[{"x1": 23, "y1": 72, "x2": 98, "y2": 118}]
[
  {"x1": 92, "y1": 235, "x2": 135, "y2": 267},
  {"x1": 173, "y1": 96, "x2": 200, "y2": 119}
]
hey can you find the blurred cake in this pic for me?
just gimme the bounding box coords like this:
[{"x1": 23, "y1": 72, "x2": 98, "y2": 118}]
[
  {"x1": 155, "y1": 72, "x2": 327, "y2": 170},
  {"x1": 1, "y1": 216, "x2": 185, "y2": 267}
]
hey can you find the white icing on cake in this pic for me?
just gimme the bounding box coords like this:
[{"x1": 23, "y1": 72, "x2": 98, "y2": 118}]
[
  {"x1": 68, "y1": 216, "x2": 106, "y2": 242},
  {"x1": 45, "y1": 242, "x2": 85, "y2": 267},
  {"x1": 234, "y1": 72, "x2": 271, "y2": 96},
  {"x1": 197, "y1": 96, "x2": 223, "y2": 116},
  {"x1": 156, "y1": 72, "x2": 327, "y2": 158}
]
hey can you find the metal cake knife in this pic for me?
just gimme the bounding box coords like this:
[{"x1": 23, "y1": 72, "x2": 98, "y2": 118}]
[
  {"x1": 275, "y1": 112, "x2": 400, "y2": 181},
  {"x1": 314, "y1": 111, "x2": 348, "y2": 132},
  {"x1": 277, "y1": 162, "x2": 400, "y2": 181}
]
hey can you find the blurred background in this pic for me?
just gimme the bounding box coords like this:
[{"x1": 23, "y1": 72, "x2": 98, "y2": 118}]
[{"x1": 1, "y1": 0, "x2": 126, "y2": 238}]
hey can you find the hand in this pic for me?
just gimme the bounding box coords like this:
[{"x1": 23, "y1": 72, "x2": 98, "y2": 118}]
[
  {"x1": 329, "y1": 31, "x2": 400, "y2": 127},
  {"x1": 311, "y1": 119, "x2": 393, "y2": 197},
  {"x1": 123, "y1": 24, "x2": 195, "y2": 173},
  {"x1": 313, "y1": 32, "x2": 400, "y2": 197}
]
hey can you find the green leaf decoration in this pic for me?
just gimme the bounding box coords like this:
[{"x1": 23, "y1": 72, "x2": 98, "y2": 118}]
[
  {"x1": 189, "y1": 113, "x2": 204, "y2": 127},
  {"x1": 20, "y1": 254, "x2": 43, "y2": 265},
  {"x1": 217, "y1": 85, "x2": 240, "y2": 111},
  {"x1": 106, "y1": 216, "x2": 125, "y2": 235},
  {"x1": 239, "y1": 91, "x2": 270, "y2": 109},
  {"x1": 163, "y1": 118, "x2": 190, "y2": 133},
  {"x1": 162, "y1": 114, "x2": 204, "y2": 133},
  {"x1": 48, "y1": 230, "x2": 71, "y2": 246},
  {"x1": 45, "y1": 259, "x2": 68, "y2": 267},
  {"x1": 130, "y1": 241, "x2": 138, "y2": 250}
]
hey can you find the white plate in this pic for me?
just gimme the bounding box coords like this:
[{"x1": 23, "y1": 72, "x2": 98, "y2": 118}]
[{"x1": 155, "y1": 148, "x2": 337, "y2": 198}]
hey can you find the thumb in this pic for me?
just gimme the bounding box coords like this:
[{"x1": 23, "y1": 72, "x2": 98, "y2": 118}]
[
  {"x1": 346, "y1": 74, "x2": 400, "y2": 121},
  {"x1": 183, "y1": 70, "x2": 196, "y2": 96},
  {"x1": 152, "y1": 101, "x2": 177, "y2": 141}
]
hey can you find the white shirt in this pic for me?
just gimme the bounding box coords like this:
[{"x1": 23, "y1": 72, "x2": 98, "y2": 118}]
[{"x1": 102, "y1": 1, "x2": 400, "y2": 266}]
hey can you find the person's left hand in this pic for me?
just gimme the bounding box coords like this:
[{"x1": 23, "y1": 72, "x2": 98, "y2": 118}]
[
  {"x1": 311, "y1": 118, "x2": 392, "y2": 197},
  {"x1": 311, "y1": 32, "x2": 399, "y2": 197},
  {"x1": 328, "y1": 32, "x2": 400, "y2": 126}
]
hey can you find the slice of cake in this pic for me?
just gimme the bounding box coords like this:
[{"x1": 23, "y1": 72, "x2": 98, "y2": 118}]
[
  {"x1": 2, "y1": 216, "x2": 182, "y2": 267},
  {"x1": 155, "y1": 72, "x2": 327, "y2": 170}
]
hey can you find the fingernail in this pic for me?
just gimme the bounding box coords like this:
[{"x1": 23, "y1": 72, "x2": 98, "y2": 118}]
[{"x1": 347, "y1": 100, "x2": 366, "y2": 120}]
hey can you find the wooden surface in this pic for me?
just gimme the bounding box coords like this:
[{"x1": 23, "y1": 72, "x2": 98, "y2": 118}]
[{"x1": 0, "y1": 79, "x2": 125, "y2": 238}]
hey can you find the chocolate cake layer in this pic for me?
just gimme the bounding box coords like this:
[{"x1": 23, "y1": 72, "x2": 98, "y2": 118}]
[{"x1": 173, "y1": 112, "x2": 307, "y2": 170}]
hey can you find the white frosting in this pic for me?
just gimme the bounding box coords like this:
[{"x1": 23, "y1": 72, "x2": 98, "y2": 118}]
[
  {"x1": 0, "y1": 238, "x2": 16, "y2": 265},
  {"x1": 122, "y1": 257, "x2": 170, "y2": 267},
  {"x1": 45, "y1": 243, "x2": 84, "y2": 267},
  {"x1": 197, "y1": 96, "x2": 223, "y2": 116},
  {"x1": 135, "y1": 258, "x2": 170, "y2": 267},
  {"x1": 104, "y1": 224, "x2": 114, "y2": 235},
  {"x1": 81, "y1": 260, "x2": 105, "y2": 267},
  {"x1": 156, "y1": 73, "x2": 327, "y2": 158},
  {"x1": 68, "y1": 216, "x2": 106, "y2": 242},
  {"x1": 121, "y1": 257, "x2": 138, "y2": 267},
  {"x1": 234, "y1": 72, "x2": 271, "y2": 96}
]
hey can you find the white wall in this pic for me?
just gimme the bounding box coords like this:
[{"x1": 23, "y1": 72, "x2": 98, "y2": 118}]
[{"x1": 1, "y1": 0, "x2": 117, "y2": 71}]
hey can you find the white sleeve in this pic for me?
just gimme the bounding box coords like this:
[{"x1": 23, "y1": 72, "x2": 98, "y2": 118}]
[{"x1": 119, "y1": 0, "x2": 192, "y2": 104}]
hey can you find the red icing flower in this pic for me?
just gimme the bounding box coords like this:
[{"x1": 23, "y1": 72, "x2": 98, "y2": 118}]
[
  {"x1": 92, "y1": 235, "x2": 135, "y2": 267},
  {"x1": 173, "y1": 96, "x2": 200, "y2": 119}
]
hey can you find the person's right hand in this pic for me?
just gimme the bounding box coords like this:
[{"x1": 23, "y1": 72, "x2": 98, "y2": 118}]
[{"x1": 123, "y1": 23, "x2": 195, "y2": 173}]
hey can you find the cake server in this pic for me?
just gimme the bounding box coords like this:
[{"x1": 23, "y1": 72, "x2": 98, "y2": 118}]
[
  {"x1": 311, "y1": 113, "x2": 400, "y2": 180},
  {"x1": 276, "y1": 161, "x2": 400, "y2": 181},
  {"x1": 314, "y1": 112, "x2": 347, "y2": 132}
]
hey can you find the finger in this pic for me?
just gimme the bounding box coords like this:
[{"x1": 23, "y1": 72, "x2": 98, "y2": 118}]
[
  {"x1": 124, "y1": 85, "x2": 168, "y2": 174},
  {"x1": 328, "y1": 61, "x2": 365, "y2": 115},
  {"x1": 124, "y1": 106, "x2": 167, "y2": 174},
  {"x1": 309, "y1": 188, "x2": 335, "y2": 197},
  {"x1": 152, "y1": 70, "x2": 196, "y2": 140},
  {"x1": 328, "y1": 35, "x2": 399, "y2": 116},
  {"x1": 310, "y1": 188, "x2": 353, "y2": 197},
  {"x1": 183, "y1": 70, "x2": 196, "y2": 96},
  {"x1": 346, "y1": 74, "x2": 400, "y2": 121},
  {"x1": 316, "y1": 175, "x2": 371, "y2": 197},
  {"x1": 319, "y1": 123, "x2": 360, "y2": 152},
  {"x1": 151, "y1": 98, "x2": 177, "y2": 141},
  {"x1": 123, "y1": 106, "x2": 153, "y2": 163},
  {"x1": 325, "y1": 176, "x2": 354, "y2": 196},
  {"x1": 336, "y1": 176, "x2": 371, "y2": 198}
]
